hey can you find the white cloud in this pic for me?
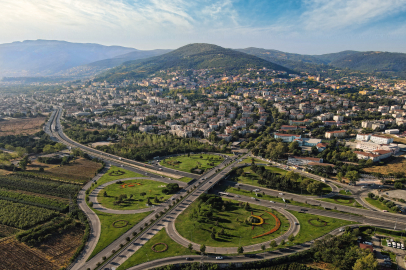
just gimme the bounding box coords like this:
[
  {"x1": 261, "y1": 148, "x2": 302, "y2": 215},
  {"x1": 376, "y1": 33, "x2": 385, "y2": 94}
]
[{"x1": 301, "y1": 0, "x2": 406, "y2": 31}]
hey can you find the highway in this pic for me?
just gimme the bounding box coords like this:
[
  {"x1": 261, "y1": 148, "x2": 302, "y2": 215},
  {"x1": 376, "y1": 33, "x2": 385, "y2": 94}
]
[{"x1": 46, "y1": 109, "x2": 406, "y2": 270}]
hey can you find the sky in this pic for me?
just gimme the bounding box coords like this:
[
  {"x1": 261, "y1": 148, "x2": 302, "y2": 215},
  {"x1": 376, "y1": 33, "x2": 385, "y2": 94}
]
[{"x1": 1, "y1": 0, "x2": 406, "y2": 54}]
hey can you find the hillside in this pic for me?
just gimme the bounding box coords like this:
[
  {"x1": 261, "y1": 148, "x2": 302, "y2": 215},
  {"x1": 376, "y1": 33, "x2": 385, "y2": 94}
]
[
  {"x1": 328, "y1": 51, "x2": 406, "y2": 75},
  {"x1": 58, "y1": 49, "x2": 172, "y2": 77},
  {"x1": 238, "y1": 47, "x2": 406, "y2": 78},
  {"x1": 96, "y1": 43, "x2": 293, "y2": 82},
  {"x1": 0, "y1": 40, "x2": 137, "y2": 77}
]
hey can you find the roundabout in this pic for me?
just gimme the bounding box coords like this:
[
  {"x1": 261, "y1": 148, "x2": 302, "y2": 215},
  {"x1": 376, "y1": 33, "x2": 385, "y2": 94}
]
[{"x1": 173, "y1": 196, "x2": 294, "y2": 248}]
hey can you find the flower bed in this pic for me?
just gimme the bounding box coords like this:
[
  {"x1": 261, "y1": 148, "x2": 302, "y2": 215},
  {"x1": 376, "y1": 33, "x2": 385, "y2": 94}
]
[
  {"x1": 308, "y1": 218, "x2": 327, "y2": 227},
  {"x1": 252, "y1": 211, "x2": 281, "y2": 239},
  {"x1": 151, "y1": 242, "x2": 168, "y2": 253},
  {"x1": 112, "y1": 220, "x2": 129, "y2": 228}
]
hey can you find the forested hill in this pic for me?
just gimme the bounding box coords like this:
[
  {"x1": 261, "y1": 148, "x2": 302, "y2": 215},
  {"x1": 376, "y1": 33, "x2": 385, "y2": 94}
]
[
  {"x1": 327, "y1": 51, "x2": 406, "y2": 75},
  {"x1": 95, "y1": 43, "x2": 294, "y2": 83},
  {"x1": 238, "y1": 47, "x2": 406, "y2": 78}
]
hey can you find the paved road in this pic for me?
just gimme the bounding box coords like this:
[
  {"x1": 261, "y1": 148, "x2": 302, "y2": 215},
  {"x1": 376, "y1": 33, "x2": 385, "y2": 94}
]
[
  {"x1": 50, "y1": 108, "x2": 197, "y2": 180},
  {"x1": 90, "y1": 177, "x2": 186, "y2": 214},
  {"x1": 166, "y1": 203, "x2": 300, "y2": 254},
  {"x1": 127, "y1": 224, "x2": 357, "y2": 270},
  {"x1": 222, "y1": 180, "x2": 406, "y2": 226},
  {"x1": 99, "y1": 152, "x2": 248, "y2": 270},
  {"x1": 68, "y1": 165, "x2": 108, "y2": 270},
  {"x1": 47, "y1": 107, "x2": 406, "y2": 270}
]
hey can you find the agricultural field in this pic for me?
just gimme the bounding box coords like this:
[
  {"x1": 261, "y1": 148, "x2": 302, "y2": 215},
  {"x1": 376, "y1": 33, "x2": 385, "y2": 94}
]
[
  {"x1": 0, "y1": 174, "x2": 81, "y2": 198},
  {"x1": 88, "y1": 210, "x2": 152, "y2": 259},
  {"x1": 0, "y1": 117, "x2": 46, "y2": 136},
  {"x1": 0, "y1": 199, "x2": 58, "y2": 229},
  {"x1": 0, "y1": 224, "x2": 20, "y2": 238},
  {"x1": 98, "y1": 179, "x2": 175, "y2": 210},
  {"x1": 175, "y1": 196, "x2": 289, "y2": 247},
  {"x1": 161, "y1": 154, "x2": 223, "y2": 174},
  {"x1": 0, "y1": 224, "x2": 84, "y2": 270},
  {"x1": 26, "y1": 157, "x2": 103, "y2": 184},
  {"x1": 363, "y1": 157, "x2": 406, "y2": 175},
  {"x1": 0, "y1": 188, "x2": 67, "y2": 211},
  {"x1": 287, "y1": 211, "x2": 358, "y2": 245},
  {"x1": 117, "y1": 228, "x2": 194, "y2": 270}
]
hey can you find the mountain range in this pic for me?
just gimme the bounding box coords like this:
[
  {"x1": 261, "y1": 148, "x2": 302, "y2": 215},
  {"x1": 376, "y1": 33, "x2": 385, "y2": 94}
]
[{"x1": 1, "y1": 40, "x2": 406, "y2": 80}]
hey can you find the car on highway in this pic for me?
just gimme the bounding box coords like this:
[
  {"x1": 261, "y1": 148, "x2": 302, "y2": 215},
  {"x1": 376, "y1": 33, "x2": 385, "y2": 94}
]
[
  {"x1": 269, "y1": 201, "x2": 275, "y2": 203},
  {"x1": 388, "y1": 241, "x2": 392, "y2": 247},
  {"x1": 279, "y1": 192, "x2": 284, "y2": 195},
  {"x1": 215, "y1": 256, "x2": 223, "y2": 260},
  {"x1": 185, "y1": 257, "x2": 193, "y2": 261}
]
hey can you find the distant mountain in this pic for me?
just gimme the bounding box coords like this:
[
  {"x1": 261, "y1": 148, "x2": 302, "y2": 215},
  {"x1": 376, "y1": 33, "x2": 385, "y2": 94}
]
[
  {"x1": 327, "y1": 51, "x2": 406, "y2": 75},
  {"x1": 237, "y1": 48, "x2": 406, "y2": 78},
  {"x1": 312, "y1": 50, "x2": 360, "y2": 63},
  {"x1": 59, "y1": 49, "x2": 172, "y2": 77},
  {"x1": 0, "y1": 40, "x2": 139, "y2": 77},
  {"x1": 96, "y1": 43, "x2": 293, "y2": 82}
]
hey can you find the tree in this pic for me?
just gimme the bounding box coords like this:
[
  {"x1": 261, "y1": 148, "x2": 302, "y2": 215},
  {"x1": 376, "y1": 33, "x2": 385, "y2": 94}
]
[
  {"x1": 261, "y1": 244, "x2": 265, "y2": 254},
  {"x1": 237, "y1": 246, "x2": 244, "y2": 254},
  {"x1": 288, "y1": 234, "x2": 295, "y2": 242},
  {"x1": 280, "y1": 239, "x2": 285, "y2": 246},
  {"x1": 345, "y1": 170, "x2": 360, "y2": 183},
  {"x1": 337, "y1": 172, "x2": 343, "y2": 182},
  {"x1": 367, "y1": 192, "x2": 375, "y2": 199},
  {"x1": 353, "y1": 253, "x2": 378, "y2": 270},
  {"x1": 270, "y1": 240, "x2": 277, "y2": 248},
  {"x1": 103, "y1": 191, "x2": 108, "y2": 197},
  {"x1": 394, "y1": 181, "x2": 404, "y2": 189},
  {"x1": 365, "y1": 159, "x2": 374, "y2": 167},
  {"x1": 200, "y1": 244, "x2": 206, "y2": 254},
  {"x1": 188, "y1": 243, "x2": 193, "y2": 252},
  {"x1": 288, "y1": 141, "x2": 300, "y2": 152},
  {"x1": 307, "y1": 181, "x2": 322, "y2": 195}
]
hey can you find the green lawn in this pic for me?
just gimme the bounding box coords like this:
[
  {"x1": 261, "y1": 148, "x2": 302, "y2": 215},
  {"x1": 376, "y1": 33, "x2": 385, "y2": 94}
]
[
  {"x1": 178, "y1": 177, "x2": 193, "y2": 183},
  {"x1": 98, "y1": 179, "x2": 174, "y2": 210},
  {"x1": 319, "y1": 196, "x2": 364, "y2": 208},
  {"x1": 339, "y1": 190, "x2": 352, "y2": 195},
  {"x1": 175, "y1": 198, "x2": 289, "y2": 247},
  {"x1": 229, "y1": 166, "x2": 331, "y2": 196},
  {"x1": 238, "y1": 157, "x2": 268, "y2": 165},
  {"x1": 88, "y1": 209, "x2": 152, "y2": 260},
  {"x1": 161, "y1": 154, "x2": 223, "y2": 174},
  {"x1": 116, "y1": 228, "x2": 194, "y2": 270},
  {"x1": 287, "y1": 210, "x2": 358, "y2": 245},
  {"x1": 364, "y1": 198, "x2": 397, "y2": 213},
  {"x1": 92, "y1": 166, "x2": 145, "y2": 192}
]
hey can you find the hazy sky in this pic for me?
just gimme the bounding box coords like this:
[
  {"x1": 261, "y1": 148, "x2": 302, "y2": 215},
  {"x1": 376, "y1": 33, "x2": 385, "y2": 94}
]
[{"x1": 1, "y1": 0, "x2": 406, "y2": 54}]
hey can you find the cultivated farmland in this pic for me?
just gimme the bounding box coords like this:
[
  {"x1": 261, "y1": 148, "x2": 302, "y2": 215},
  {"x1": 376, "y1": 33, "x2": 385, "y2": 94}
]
[{"x1": 0, "y1": 117, "x2": 46, "y2": 136}]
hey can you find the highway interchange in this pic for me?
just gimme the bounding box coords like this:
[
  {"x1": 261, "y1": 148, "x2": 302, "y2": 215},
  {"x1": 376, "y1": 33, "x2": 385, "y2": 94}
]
[{"x1": 45, "y1": 109, "x2": 406, "y2": 270}]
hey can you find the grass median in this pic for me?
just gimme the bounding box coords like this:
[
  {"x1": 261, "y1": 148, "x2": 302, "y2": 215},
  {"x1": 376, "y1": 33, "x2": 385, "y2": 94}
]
[
  {"x1": 286, "y1": 210, "x2": 358, "y2": 245},
  {"x1": 97, "y1": 179, "x2": 173, "y2": 210},
  {"x1": 88, "y1": 209, "x2": 152, "y2": 260},
  {"x1": 161, "y1": 154, "x2": 223, "y2": 174},
  {"x1": 116, "y1": 228, "x2": 194, "y2": 270}
]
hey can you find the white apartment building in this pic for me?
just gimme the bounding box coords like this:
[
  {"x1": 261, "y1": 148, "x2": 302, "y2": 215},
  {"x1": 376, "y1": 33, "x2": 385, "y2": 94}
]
[{"x1": 370, "y1": 135, "x2": 393, "y2": 144}]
